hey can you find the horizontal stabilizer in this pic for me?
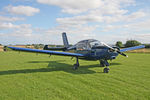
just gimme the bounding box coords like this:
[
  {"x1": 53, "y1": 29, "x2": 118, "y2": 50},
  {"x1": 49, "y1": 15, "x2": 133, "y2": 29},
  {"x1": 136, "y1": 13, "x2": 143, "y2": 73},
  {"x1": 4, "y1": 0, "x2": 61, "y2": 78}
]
[
  {"x1": 120, "y1": 45, "x2": 145, "y2": 52},
  {"x1": 43, "y1": 45, "x2": 66, "y2": 51}
]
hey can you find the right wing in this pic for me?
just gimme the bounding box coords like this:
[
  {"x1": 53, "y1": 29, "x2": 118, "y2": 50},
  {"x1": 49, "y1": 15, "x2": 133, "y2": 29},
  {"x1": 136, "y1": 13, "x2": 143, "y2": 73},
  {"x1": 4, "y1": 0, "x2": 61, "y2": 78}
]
[{"x1": 120, "y1": 45, "x2": 145, "y2": 52}]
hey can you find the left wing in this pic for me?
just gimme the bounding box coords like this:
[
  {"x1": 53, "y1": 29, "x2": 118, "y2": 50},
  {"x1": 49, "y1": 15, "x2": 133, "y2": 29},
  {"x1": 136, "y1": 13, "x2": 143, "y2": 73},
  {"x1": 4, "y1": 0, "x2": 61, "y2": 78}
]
[
  {"x1": 120, "y1": 45, "x2": 145, "y2": 52},
  {"x1": 7, "y1": 46, "x2": 85, "y2": 57}
]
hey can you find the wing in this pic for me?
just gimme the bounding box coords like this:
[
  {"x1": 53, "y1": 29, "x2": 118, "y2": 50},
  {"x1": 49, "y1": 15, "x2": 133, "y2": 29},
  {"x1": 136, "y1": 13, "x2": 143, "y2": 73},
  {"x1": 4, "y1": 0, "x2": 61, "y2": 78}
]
[
  {"x1": 7, "y1": 46, "x2": 85, "y2": 57},
  {"x1": 120, "y1": 45, "x2": 145, "y2": 52}
]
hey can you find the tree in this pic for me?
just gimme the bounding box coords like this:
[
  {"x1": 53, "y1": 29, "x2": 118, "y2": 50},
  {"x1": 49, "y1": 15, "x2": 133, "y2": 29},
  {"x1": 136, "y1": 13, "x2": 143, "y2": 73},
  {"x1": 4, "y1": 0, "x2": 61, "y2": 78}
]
[
  {"x1": 32, "y1": 44, "x2": 44, "y2": 49},
  {"x1": 125, "y1": 40, "x2": 141, "y2": 47},
  {"x1": 144, "y1": 44, "x2": 150, "y2": 48},
  {"x1": 115, "y1": 41, "x2": 123, "y2": 48}
]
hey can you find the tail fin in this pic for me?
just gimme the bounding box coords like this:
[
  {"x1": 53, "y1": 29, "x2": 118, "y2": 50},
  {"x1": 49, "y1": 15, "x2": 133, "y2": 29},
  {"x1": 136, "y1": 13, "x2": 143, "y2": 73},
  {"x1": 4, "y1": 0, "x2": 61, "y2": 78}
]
[{"x1": 62, "y1": 32, "x2": 69, "y2": 48}]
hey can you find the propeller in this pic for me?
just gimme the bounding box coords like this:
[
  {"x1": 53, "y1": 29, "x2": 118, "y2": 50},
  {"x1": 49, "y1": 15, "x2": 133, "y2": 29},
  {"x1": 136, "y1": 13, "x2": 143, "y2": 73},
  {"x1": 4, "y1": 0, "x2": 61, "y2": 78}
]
[{"x1": 101, "y1": 42, "x2": 128, "y2": 57}]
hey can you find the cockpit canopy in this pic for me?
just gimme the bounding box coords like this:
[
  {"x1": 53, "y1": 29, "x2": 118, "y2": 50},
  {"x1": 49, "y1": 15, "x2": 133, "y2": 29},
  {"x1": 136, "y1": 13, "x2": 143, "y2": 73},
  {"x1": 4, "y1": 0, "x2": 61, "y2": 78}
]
[{"x1": 76, "y1": 39, "x2": 105, "y2": 50}]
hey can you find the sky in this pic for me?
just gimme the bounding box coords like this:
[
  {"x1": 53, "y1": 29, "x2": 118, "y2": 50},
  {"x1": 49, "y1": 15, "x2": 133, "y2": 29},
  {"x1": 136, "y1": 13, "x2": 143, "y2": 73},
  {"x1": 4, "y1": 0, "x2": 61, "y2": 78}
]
[{"x1": 0, "y1": 0, "x2": 150, "y2": 45}]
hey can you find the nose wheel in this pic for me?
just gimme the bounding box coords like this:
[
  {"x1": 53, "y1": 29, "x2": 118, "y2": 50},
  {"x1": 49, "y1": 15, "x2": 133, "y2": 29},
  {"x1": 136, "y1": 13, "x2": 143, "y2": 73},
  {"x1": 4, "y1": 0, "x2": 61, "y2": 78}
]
[
  {"x1": 103, "y1": 67, "x2": 109, "y2": 73},
  {"x1": 100, "y1": 60, "x2": 110, "y2": 73}
]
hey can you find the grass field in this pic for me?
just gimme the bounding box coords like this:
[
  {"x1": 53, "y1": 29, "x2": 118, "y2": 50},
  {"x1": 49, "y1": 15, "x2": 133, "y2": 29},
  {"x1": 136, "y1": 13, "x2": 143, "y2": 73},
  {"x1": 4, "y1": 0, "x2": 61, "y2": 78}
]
[{"x1": 0, "y1": 51, "x2": 150, "y2": 100}]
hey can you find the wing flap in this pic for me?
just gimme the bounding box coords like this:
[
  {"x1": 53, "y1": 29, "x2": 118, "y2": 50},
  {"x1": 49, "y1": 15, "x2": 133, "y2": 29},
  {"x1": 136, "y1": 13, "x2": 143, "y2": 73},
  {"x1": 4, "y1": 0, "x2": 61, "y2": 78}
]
[
  {"x1": 120, "y1": 45, "x2": 145, "y2": 52},
  {"x1": 8, "y1": 46, "x2": 84, "y2": 57}
]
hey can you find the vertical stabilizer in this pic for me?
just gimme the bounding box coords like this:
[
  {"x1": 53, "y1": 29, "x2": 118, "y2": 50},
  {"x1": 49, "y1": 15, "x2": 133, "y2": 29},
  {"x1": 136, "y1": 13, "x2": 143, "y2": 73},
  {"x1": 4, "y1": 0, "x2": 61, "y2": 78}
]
[{"x1": 62, "y1": 32, "x2": 69, "y2": 48}]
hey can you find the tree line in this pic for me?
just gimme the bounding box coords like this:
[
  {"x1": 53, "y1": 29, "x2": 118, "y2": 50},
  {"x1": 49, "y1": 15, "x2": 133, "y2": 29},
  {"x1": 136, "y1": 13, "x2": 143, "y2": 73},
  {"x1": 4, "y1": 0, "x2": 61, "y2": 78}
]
[{"x1": 116, "y1": 40, "x2": 150, "y2": 48}]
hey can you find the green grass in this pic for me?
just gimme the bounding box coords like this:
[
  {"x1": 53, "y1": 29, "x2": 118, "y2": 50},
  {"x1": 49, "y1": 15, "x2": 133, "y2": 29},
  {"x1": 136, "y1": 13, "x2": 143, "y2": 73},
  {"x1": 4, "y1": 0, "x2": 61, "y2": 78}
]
[{"x1": 0, "y1": 51, "x2": 150, "y2": 100}]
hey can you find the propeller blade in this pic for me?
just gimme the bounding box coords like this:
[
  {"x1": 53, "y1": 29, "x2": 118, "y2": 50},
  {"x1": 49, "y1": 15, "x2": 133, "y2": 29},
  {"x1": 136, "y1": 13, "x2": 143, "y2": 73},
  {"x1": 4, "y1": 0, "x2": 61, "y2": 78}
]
[
  {"x1": 101, "y1": 42, "x2": 128, "y2": 57},
  {"x1": 117, "y1": 51, "x2": 128, "y2": 57}
]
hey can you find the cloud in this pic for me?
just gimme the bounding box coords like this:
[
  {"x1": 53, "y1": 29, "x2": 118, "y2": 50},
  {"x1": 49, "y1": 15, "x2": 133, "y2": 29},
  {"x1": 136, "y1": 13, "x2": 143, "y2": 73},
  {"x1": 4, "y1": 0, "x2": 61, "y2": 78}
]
[
  {"x1": 1, "y1": 0, "x2": 149, "y2": 45},
  {"x1": 56, "y1": 10, "x2": 146, "y2": 27},
  {"x1": 56, "y1": 15, "x2": 103, "y2": 27},
  {"x1": 5, "y1": 5, "x2": 40, "y2": 16},
  {"x1": 37, "y1": 0, "x2": 144, "y2": 25},
  {"x1": 37, "y1": 0, "x2": 102, "y2": 14},
  {"x1": 0, "y1": 22, "x2": 32, "y2": 36},
  {"x1": 126, "y1": 10, "x2": 146, "y2": 21},
  {"x1": 42, "y1": 24, "x2": 98, "y2": 44},
  {"x1": 0, "y1": 22, "x2": 20, "y2": 29},
  {"x1": 102, "y1": 17, "x2": 150, "y2": 32},
  {"x1": 0, "y1": 16, "x2": 24, "y2": 22},
  {"x1": 121, "y1": 19, "x2": 150, "y2": 31},
  {"x1": 37, "y1": 0, "x2": 135, "y2": 15},
  {"x1": 0, "y1": 22, "x2": 34, "y2": 44}
]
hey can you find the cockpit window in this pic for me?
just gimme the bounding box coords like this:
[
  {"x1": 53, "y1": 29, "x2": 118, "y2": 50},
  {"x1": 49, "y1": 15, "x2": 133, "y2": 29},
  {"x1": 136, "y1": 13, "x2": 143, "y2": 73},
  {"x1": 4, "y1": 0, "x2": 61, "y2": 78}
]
[
  {"x1": 76, "y1": 40, "x2": 90, "y2": 50},
  {"x1": 76, "y1": 43, "x2": 87, "y2": 50},
  {"x1": 76, "y1": 39, "x2": 104, "y2": 50},
  {"x1": 89, "y1": 40, "x2": 104, "y2": 48}
]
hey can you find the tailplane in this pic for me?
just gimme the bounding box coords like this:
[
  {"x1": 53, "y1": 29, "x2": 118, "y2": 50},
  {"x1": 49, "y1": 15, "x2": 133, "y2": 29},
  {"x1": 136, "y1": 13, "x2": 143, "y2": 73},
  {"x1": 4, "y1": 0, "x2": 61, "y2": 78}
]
[{"x1": 62, "y1": 32, "x2": 69, "y2": 48}]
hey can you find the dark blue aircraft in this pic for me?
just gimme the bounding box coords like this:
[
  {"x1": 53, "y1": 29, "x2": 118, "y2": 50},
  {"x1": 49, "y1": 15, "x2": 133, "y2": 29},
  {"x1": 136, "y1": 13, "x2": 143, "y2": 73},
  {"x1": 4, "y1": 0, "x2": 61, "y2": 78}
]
[{"x1": 7, "y1": 32, "x2": 145, "y2": 73}]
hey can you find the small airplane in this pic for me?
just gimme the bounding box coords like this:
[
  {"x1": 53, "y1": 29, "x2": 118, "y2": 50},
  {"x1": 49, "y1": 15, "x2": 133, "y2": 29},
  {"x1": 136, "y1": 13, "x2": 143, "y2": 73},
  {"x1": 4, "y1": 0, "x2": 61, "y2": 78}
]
[{"x1": 7, "y1": 32, "x2": 145, "y2": 73}]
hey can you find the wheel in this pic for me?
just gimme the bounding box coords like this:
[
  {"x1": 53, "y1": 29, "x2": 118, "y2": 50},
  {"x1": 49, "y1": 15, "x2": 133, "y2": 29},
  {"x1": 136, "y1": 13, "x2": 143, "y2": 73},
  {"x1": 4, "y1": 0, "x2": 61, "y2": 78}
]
[
  {"x1": 103, "y1": 68, "x2": 109, "y2": 73},
  {"x1": 73, "y1": 64, "x2": 78, "y2": 70}
]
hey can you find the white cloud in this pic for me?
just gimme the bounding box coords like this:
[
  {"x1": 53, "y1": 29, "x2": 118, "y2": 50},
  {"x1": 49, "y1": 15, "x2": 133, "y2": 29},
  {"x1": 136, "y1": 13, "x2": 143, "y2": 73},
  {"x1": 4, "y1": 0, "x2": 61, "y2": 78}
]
[
  {"x1": 37, "y1": 0, "x2": 135, "y2": 15},
  {"x1": 31, "y1": 24, "x2": 99, "y2": 44},
  {"x1": 126, "y1": 11, "x2": 146, "y2": 21},
  {"x1": 56, "y1": 15, "x2": 103, "y2": 26},
  {"x1": 37, "y1": 0, "x2": 144, "y2": 27},
  {"x1": 0, "y1": 23, "x2": 20, "y2": 29},
  {"x1": 0, "y1": 22, "x2": 32, "y2": 36},
  {"x1": 0, "y1": 16, "x2": 24, "y2": 22},
  {"x1": 122, "y1": 19, "x2": 150, "y2": 31},
  {"x1": 56, "y1": 10, "x2": 146, "y2": 26},
  {"x1": 102, "y1": 17, "x2": 150, "y2": 32},
  {"x1": 5, "y1": 5, "x2": 40, "y2": 16},
  {"x1": 37, "y1": 0, "x2": 102, "y2": 14},
  {"x1": 1, "y1": 0, "x2": 149, "y2": 45}
]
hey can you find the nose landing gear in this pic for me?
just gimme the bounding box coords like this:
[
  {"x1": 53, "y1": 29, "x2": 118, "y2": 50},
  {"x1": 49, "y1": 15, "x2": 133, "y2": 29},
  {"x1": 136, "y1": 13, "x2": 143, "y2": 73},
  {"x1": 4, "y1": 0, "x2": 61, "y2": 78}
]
[
  {"x1": 100, "y1": 59, "x2": 110, "y2": 73},
  {"x1": 103, "y1": 67, "x2": 109, "y2": 73}
]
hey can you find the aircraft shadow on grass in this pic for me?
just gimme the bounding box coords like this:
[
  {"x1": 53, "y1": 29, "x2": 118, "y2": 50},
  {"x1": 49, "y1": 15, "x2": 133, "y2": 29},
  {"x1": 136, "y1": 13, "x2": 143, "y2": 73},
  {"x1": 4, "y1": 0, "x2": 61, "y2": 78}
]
[{"x1": 0, "y1": 60, "x2": 121, "y2": 75}]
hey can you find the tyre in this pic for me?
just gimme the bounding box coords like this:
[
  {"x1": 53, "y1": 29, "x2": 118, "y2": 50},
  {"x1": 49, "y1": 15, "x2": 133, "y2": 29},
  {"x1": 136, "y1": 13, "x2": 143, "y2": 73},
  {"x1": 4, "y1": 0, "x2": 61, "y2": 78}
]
[{"x1": 104, "y1": 68, "x2": 109, "y2": 73}]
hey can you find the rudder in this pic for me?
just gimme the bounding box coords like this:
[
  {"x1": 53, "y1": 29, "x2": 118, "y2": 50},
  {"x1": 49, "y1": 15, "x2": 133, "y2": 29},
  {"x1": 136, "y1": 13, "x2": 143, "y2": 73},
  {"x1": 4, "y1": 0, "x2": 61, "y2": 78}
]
[{"x1": 62, "y1": 32, "x2": 69, "y2": 48}]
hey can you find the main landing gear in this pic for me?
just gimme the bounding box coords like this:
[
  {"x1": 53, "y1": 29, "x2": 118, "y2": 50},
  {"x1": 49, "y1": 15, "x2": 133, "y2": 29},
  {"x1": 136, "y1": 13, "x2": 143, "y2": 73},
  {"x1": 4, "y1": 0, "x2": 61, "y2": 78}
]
[
  {"x1": 72, "y1": 58, "x2": 110, "y2": 73},
  {"x1": 73, "y1": 57, "x2": 79, "y2": 70},
  {"x1": 100, "y1": 59, "x2": 110, "y2": 73}
]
